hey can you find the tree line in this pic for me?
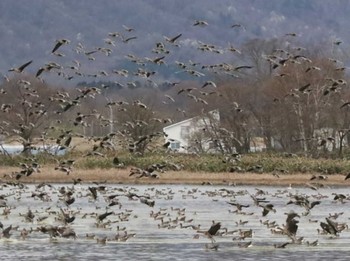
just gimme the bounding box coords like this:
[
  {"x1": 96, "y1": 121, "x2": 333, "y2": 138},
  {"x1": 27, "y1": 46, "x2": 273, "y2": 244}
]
[{"x1": 1, "y1": 38, "x2": 350, "y2": 157}]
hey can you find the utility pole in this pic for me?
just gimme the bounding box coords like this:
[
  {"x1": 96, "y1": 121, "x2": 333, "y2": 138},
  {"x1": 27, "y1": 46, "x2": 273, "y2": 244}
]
[{"x1": 109, "y1": 106, "x2": 114, "y2": 133}]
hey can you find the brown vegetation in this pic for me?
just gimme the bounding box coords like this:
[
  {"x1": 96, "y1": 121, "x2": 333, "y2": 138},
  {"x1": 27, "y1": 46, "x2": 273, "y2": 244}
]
[{"x1": 0, "y1": 166, "x2": 348, "y2": 186}]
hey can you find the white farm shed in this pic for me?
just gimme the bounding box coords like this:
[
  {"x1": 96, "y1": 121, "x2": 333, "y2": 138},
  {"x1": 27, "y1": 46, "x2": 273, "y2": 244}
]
[{"x1": 163, "y1": 110, "x2": 220, "y2": 153}]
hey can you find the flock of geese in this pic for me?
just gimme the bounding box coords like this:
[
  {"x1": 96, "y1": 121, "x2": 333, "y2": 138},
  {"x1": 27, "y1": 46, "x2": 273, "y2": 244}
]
[
  {"x1": 0, "y1": 180, "x2": 349, "y2": 252},
  {"x1": 0, "y1": 18, "x2": 255, "y2": 160},
  {"x1": 3, "y1": 18, "x2": 252, "y2": 84},
  {"x1": 1, "y1": 14, "x2": 350, "y2": 257},
  {"x1": 1, "y1": 14, "x2": 348, "y2": 158}
]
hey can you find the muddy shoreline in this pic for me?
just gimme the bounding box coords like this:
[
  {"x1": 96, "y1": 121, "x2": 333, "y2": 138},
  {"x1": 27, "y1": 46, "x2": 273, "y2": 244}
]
[{"x1": 0, "y1": 166, "x2": 349, "y2": 187}]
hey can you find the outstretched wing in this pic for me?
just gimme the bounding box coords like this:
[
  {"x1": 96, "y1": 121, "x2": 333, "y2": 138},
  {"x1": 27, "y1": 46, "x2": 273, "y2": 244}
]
[{"x1": 207, "y1": 222, "x2": 221, "y2": 236}]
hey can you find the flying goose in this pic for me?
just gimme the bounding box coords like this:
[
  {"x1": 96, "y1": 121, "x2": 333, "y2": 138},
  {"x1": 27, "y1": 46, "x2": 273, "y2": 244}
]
[
  {"x1": 164, "y1": 33, "x2": 182, "y2": 44},
  {"x1": 193, "y1": 20, "x2": 208, "y2": 26},
  {"x1": 205, "y1": 222, "x2": 221, "y2": 242},
  {"x1": 122, "y1": 25, "x2": 134, "y2": 32},
  {"x1": 9, "y1": 60, "x2": 33, "y2": 73},
  {"x1": 284, "y1": 211, "x2": 300, "y2": 238},
  {"x1": 320, "y1": 217, "x2": 339, "y2": 236},
  {"x1": 51, "y1": 39, "x2": 70, "y2": 53}
]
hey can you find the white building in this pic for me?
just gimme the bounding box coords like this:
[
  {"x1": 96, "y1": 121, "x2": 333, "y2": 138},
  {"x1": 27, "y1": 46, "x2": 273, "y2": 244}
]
[
  {"x1": 163, "y1": 110, "x2": 268, "y2": 153},
  {"x1": 163, "y1": 110, "x2": 220, "y2": 153}
]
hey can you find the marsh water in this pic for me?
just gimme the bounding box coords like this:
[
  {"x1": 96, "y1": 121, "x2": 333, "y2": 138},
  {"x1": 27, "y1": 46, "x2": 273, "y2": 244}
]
[{"x1": 1, "y1": 183, "x2": 350, "y2": 260}]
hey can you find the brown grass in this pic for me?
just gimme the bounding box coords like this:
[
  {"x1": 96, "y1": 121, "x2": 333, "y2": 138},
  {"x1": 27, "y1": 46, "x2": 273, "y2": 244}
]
[{"x1": 0, "y1": 166, "x2": 348, "y2": 186}]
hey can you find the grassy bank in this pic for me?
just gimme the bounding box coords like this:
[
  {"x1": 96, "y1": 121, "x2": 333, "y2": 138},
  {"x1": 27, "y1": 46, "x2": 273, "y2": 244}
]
[{"x1": 1, "y1": 151, "x2": 350, "y2": 175}]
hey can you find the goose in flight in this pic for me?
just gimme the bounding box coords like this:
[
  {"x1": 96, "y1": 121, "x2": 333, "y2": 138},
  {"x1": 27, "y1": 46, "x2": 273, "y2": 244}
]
[
  {"x1": 122, "y1": 25, "x2": 135, "y2": 32},
  {"x1": 193, "y1": 20, "x2": 208, "y2": 26},
  {"x1": 9, "y1": 60, "x2": 33, "y2": 73},
  {"x1": 320, "y1": 217, "x2": 339, "y2": 236},
  {"x1": 164, "y1": 33, "x2": 182, "y2": 44},
  {"x1": 344, "y1": 172, "x2": 350, "y2": 180},
  {"x1": 52, "y1": 39, "x2": 70, "y2": 53},
  {"x1": 285, "y1": 32, "x2": 298, "y2": 37},
  {"x1": 261, "y1": 204, "x2": 276, "y2": 216},
  {"x1": 285, "y1": 211, "x2": 300, "y2": 238},
  {"x1": 122, "y1": 36, "x2": 137, "y2": 43},
  {"x1": 201, "y1": 81, "x2": 217, "y2": 88},
  {"x1": 231, "y1": 23, "x2": 245, "y2": 30},
  {"x1": 205, "y1": 222, "x2": 221, "y2": 242}
]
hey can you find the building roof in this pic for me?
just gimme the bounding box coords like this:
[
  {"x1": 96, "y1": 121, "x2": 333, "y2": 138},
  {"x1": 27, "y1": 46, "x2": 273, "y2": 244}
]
[
  {"x1": 163, "y1": 117, "x2": 195, "y2": 131},
  {"x1": 163, "y1": 109, "x2": 219, "y2": 131}
]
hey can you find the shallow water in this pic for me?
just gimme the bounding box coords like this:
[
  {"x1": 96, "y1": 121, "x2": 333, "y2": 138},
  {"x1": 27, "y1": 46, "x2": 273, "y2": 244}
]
[{"x1": 1, "y1": 183, "x2": 350, "y2": 260}]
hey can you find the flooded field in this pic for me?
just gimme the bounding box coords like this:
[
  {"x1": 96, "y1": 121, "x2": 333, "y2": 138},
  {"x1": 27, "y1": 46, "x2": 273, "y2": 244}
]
[{"x1": 1, "y1": 183, "x2": 350, "y2": 260}]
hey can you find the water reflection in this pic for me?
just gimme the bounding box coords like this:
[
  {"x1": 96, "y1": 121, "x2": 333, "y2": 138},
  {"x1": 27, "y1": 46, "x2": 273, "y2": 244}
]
[
  {"x1": 0, "y1": 144, "x2": 65, "y2": 155},
  {"x1": 1, "y1": 183, "x2": 350, "y2": 260}
]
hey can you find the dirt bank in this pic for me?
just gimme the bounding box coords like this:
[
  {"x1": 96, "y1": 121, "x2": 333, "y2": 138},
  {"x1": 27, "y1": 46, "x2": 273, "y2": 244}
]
[{"x1": 0, "y1": 166, "x2": 348, "y2": 187}]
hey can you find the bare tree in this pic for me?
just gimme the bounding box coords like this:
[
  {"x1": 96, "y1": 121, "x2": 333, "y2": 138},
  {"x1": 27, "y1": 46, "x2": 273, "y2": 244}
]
[
  {"x1": 116, "y1": 96, "x2": 164, "y2": 154},
  {"x1": 0, "y1": 76, "x2": 59, "y2": 154}
]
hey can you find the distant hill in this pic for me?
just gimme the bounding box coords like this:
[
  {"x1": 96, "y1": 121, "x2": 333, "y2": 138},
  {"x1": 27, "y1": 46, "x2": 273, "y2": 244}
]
[{"x1": 1, "y1": 0, "x2": 349, "y2": 85}]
